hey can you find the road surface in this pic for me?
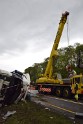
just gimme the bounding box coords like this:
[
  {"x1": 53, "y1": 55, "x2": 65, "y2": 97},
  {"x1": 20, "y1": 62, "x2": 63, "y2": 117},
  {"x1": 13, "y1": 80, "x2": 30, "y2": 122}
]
[{"x1": 41, "y1": 95, "x2": 83, "y2": 118}]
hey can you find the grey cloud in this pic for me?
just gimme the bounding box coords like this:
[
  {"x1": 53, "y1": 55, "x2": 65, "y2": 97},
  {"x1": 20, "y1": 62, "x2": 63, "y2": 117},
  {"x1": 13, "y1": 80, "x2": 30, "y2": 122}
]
[{"x1": 0, "y1": 0, "x2": 83, "y2": 56}]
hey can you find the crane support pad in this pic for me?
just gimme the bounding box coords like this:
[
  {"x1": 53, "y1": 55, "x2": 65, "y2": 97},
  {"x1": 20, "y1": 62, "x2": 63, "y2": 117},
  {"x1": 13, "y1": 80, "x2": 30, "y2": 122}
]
[{"x1": 75, "y1": 112, "x2": 83, "y2": 119}]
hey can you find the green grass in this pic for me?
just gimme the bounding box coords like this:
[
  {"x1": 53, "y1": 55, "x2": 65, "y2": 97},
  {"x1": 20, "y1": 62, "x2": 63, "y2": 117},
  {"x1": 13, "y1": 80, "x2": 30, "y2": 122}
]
[{"x1": 1, "y1": 101, "x2": 73, "y2": 124}]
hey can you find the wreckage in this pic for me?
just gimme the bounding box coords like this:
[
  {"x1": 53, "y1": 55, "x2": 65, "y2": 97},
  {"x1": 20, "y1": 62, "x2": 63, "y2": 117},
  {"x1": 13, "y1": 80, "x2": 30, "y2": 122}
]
[{"x1": 0, "y1": 69, "x2": 30, "y2": 106}]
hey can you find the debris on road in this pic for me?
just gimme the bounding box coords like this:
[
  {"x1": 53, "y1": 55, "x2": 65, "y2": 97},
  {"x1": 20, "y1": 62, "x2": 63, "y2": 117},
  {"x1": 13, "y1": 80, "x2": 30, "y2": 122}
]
[
  {"x1": 2, "y1": 110, "x2": 16, "y2": 120},
  {"x1": 50, "y1": 116, "x2": 53, "y2": 119},
  {"x1": 45, "y1": 107, "x2": 50, "y2": 111}
]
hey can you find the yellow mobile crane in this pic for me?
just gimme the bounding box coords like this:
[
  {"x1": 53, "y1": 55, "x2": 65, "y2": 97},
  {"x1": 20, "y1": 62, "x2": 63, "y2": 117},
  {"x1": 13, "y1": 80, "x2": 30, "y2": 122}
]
[
  {"x1": 36, "y1": 11, "x2": 83, "y2": 98},
  {"x1": 37, "y1": 11, "x2": 69, "y2": 84}
]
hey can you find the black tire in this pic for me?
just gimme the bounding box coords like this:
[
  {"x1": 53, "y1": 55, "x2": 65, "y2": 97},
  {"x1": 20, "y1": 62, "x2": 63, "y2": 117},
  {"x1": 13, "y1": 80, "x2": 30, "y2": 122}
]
[
  {"x1": 63, "y1": 87, "x2": 71, "y2": 98},
  {"x1": 55, "y1": 87, "x2": 62, "y2": 97}
]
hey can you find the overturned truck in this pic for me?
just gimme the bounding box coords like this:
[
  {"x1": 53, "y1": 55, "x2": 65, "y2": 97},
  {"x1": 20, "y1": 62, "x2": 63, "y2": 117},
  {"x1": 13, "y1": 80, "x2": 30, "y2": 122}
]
[{"x1": 0, "y1": 69, "x2": 30, "y2": 106}]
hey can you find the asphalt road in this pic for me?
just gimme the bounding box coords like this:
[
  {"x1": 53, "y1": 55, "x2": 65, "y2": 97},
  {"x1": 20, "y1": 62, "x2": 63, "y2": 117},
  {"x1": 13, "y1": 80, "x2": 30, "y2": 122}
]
[{"x1": 40, "y1": 95, "x2": 83, "y2": 119}]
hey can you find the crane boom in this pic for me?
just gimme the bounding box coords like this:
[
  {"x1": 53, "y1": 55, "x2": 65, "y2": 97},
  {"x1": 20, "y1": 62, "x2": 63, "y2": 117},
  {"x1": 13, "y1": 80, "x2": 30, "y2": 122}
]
[
  {"x1": 36, "y1": 11, "x2": 69, "y2": 84},
  {"x1": 44, "y1": 11, "x2": 69, "y2": 78}
]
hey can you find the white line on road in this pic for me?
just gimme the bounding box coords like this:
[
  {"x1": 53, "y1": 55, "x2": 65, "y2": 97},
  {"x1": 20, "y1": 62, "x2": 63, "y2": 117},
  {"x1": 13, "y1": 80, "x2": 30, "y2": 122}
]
[
  {"x1": 44, "y1": 95, "x2": 83, "y2": 105},
  {"x1": 46, "y1": 102, "x2": 76, "y2": 114}
]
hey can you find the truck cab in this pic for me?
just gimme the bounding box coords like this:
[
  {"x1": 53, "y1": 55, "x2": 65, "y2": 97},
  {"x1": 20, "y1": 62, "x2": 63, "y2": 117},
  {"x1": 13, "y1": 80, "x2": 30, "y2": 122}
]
[{"x1": 71, "y1": 74, "x2": 83, "y2": 95}]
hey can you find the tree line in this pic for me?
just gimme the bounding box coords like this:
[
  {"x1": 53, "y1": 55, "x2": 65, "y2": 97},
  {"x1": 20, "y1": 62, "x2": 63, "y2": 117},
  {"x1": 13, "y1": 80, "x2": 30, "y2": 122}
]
[{"x1": 24, "y1": 43, "x2": 83, "y2": 83}]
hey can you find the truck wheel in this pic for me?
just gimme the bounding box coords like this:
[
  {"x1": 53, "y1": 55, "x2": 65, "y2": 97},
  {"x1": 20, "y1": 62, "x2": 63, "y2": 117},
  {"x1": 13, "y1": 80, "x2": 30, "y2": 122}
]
[
  {"x1": 63, "y1": 87, "x2": 71, "y2": 98},
  {"x1": 55, "y1": 87, "x2": 62, "y2": 97}
]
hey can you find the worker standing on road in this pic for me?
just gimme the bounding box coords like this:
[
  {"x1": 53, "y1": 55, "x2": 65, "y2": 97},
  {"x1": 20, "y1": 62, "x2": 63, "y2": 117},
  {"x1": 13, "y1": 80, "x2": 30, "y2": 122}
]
[
  {"x1": 74, "y1": 82, "x2": 78, "y2": 101},
  {"x1": 66, "y1": 64, "x2": 77, "y2": 78}
]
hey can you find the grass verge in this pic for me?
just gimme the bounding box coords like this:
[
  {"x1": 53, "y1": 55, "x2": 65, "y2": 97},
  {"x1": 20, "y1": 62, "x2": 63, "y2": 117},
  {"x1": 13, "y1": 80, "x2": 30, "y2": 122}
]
[{"x1": 0, "y1": 100, "x2": 74, "y2": 124}]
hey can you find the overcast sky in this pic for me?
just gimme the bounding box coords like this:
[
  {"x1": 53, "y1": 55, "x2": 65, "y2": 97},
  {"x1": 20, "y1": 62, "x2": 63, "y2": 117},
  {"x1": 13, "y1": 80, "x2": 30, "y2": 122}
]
[{"x1": 0, "y1": 0, "x2": 83, "y2": 72}]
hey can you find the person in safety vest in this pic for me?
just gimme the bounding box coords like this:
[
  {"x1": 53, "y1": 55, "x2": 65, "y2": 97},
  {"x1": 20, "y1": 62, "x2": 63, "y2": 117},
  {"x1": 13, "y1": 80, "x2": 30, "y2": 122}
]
[{"x1": 74, "y1": 82, "x2": 78, "y2": 101}]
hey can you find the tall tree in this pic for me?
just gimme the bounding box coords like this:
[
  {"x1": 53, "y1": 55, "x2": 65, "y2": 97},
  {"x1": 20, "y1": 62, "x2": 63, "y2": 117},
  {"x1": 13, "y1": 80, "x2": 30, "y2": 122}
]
[{"x1": 24, "y1": 43, "x2": 83, "y2": 82}]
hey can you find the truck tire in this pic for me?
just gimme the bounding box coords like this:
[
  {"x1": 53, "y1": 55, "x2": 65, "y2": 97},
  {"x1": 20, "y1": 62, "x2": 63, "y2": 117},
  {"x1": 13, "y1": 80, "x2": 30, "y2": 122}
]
[
  {"x1": 55, "y1": 87, "x2": 62, "y2": 97},
  {"x1": 63, "y1": 87, "x2": 71, "y2": 98}
]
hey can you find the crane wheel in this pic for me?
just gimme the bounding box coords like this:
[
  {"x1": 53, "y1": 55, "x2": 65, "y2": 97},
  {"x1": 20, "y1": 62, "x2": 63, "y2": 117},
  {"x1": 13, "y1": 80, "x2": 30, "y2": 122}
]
[
  {"x1": 63, "y1": 87, "x2": 71, "y2": 98},
  {"x1": 55, "y1": 87, "x2": 62, "y2": 97}
]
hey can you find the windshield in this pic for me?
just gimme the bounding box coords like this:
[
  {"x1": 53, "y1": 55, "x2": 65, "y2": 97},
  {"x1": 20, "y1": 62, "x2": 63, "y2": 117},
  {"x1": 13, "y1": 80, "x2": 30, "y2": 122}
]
[{"x1": 75, "y1": 77, "x2": 80, "y2": 84}]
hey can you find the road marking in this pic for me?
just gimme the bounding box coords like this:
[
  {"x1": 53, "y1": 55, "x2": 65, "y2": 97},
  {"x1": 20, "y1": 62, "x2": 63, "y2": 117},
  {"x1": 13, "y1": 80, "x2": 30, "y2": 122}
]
[
  {"x1": 45, "y1": 95, "x2": 83, "y2": 105},
  {"x1": 47, "y1": 102, "x2": 76, "y2": 114}
]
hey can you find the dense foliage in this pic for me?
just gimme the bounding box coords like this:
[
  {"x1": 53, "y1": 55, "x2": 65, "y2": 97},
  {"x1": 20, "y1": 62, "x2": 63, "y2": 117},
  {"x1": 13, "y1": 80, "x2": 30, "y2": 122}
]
[{"x1": 24, "y1": 43, "x2": 83, "y2": 83}]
